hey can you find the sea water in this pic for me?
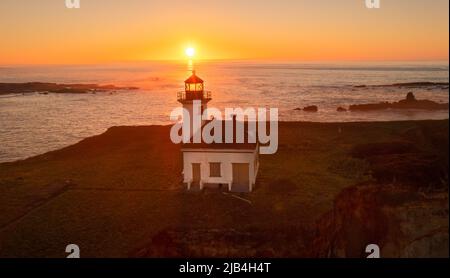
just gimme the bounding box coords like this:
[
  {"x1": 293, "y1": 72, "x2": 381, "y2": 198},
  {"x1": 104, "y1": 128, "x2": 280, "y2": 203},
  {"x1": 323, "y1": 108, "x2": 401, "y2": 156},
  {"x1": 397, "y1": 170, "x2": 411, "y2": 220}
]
[{"x1": 0, "y1": 61, "x2": 448, "y2": 162}]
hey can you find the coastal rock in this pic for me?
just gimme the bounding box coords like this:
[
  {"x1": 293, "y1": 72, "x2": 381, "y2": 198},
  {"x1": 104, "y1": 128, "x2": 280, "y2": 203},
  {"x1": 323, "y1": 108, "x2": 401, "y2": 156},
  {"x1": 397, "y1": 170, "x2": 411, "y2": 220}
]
[
  {"x1": 0, "y1": 82, "x2": 139, "y2": 95},
  {"x1": 354, "y1": 82, "x2": 449, "y2": 88},
  {"x1": 388, "y1": 82, "x2": 449, "y2": 88},
  {"x1": 310, "y1": 129, "x2": 450, "y2": 258},
  {"x1": 406, "y1": 92, "x2": 416, "y2": 102},
  {"x1": 303, "y1": 105, "x2": 318, "y2": 112},
  {"x1": 311, "y1": 184, "x2": 449, "y2": 258},
  {"x1": 349, "y1": 93, "x2": 449, "y2": 111}
]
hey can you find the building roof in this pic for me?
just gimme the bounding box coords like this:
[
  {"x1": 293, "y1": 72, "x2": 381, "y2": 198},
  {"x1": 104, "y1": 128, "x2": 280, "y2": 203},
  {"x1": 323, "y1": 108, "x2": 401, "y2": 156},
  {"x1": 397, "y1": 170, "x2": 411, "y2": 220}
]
[
  {"x1": 181, "y1": 120, "x2": 258, "y2": 151},
  {"x1": 184, "y1": 71, "x2": 204, "y2": 83}
]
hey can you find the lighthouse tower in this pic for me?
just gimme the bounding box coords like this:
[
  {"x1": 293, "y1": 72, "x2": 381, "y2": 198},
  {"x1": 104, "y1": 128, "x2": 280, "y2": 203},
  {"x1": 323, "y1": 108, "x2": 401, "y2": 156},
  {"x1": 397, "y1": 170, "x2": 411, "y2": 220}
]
[
  {"x1": 178, "y1": 71, "x2": 259, "y2": 192},
  {"x1": 177, "y1": 70, "x2": 211, "y2": 138}
]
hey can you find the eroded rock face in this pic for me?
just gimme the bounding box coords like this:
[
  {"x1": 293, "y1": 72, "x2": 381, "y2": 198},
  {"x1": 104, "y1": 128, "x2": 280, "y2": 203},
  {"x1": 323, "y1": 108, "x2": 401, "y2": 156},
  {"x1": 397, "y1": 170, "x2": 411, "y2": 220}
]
[
  {"x1": 311, "y1": 184, "x2": 449, "y2": 258},
  {"x1": 312, "y1": 130, "x2": 449, "y2": 258}
]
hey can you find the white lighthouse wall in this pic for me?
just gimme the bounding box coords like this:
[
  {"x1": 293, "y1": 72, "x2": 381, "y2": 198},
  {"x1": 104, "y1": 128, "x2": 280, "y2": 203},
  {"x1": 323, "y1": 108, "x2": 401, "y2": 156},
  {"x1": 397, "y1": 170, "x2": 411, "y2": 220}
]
[
  {"x1": 182, "y1": 102, "x2": 208, "y2": 140},
  {"x1": 182, "y1": 149, "x2": 259, "y2": 191}
]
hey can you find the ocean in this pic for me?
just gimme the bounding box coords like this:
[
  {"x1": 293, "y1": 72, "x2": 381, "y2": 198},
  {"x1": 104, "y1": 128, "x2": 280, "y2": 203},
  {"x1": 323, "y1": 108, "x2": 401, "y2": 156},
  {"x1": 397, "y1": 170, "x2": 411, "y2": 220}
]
[{"x1": 0, "y1": 61, "x2": 448, "y2": 162}]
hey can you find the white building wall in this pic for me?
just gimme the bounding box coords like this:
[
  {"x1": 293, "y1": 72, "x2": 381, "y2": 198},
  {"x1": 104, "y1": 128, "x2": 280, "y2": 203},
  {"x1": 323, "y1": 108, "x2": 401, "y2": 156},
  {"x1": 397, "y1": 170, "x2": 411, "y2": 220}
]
[
  {"x1": 182, "y1": 149, "x2": 259, "y2": 191},
  {"x1": 182, "y1": 101, "x2": 208, "y2": 140}
]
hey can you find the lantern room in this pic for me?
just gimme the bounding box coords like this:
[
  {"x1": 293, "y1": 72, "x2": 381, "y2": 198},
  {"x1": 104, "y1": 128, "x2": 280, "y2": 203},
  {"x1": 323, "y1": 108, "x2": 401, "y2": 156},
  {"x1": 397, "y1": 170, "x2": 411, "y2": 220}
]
[
  {"x1": 178, "y1": 70, "x2": 211, "y2": 103},
  {"x1": 185, "y1": 70, "x2": 204, "y2": 92}
]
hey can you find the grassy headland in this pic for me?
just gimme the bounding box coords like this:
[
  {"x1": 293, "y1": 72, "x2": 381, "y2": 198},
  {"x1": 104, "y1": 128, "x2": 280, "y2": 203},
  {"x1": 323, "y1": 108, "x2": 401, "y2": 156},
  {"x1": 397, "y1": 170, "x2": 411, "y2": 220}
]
[{"x1": 0, "y1": 120, "x2": 448, "y2": 257}]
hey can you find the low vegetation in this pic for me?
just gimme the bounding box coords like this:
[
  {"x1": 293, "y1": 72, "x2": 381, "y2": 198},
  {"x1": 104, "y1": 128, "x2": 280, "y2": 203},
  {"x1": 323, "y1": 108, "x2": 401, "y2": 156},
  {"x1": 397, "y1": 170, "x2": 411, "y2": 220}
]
[{"x1": 0, "y1": 120, "x2": 447, "y2": 257}]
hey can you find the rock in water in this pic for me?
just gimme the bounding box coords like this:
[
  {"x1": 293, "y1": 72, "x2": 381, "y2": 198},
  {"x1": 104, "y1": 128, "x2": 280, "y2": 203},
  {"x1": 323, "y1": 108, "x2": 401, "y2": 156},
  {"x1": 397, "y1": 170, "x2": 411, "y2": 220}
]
[
  {"x1": 303, "y1": 105, "x2": 318, "y2": 112},
  {"x1": 406, "y1": 92, "x2": 416, "y2": 102},
  {"x1": 349, "y1": 93, "x2": 449, "y2": 111}
]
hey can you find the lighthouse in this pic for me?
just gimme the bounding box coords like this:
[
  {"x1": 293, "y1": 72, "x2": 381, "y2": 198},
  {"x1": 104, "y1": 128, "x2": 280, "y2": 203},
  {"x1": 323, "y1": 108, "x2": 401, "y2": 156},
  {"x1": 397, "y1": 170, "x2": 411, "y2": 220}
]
[
  {"x1": 177, "y1": 71, "x2": 259, "y2": 192},
  {"x1": 177, "y1": 70, "x2": 211, "y2": 139}
]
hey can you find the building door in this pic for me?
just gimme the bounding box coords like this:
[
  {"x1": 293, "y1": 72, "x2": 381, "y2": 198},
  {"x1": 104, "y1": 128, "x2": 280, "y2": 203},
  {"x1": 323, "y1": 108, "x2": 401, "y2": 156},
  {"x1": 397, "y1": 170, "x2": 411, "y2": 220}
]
[
  {"x1": 192, "y1": 163, "x2": 201, "y2": 185},
  {"x1": 232, "y1": 163, "x2": 250, "y2": 192}
]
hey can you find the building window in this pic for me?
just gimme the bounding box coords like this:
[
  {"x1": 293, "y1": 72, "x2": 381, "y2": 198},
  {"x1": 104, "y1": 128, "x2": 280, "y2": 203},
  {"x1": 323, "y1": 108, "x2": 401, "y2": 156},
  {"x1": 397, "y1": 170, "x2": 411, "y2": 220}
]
[{"x1": 209, "y1": 163, "x2": 221, "y2": 177}]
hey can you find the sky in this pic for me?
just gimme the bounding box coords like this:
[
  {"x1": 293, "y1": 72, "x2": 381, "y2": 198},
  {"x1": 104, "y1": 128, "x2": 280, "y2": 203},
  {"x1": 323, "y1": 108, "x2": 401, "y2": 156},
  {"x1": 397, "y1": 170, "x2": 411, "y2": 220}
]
[{"x1": 0, "y1": 0, "x2": 448, "y2": 64}]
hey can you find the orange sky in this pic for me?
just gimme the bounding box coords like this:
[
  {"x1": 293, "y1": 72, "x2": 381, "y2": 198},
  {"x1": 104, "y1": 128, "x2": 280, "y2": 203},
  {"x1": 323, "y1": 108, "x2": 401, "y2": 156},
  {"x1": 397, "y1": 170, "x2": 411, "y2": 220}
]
[{"x1": 0, "y1": 0, "x2": 448, "y2": 64}]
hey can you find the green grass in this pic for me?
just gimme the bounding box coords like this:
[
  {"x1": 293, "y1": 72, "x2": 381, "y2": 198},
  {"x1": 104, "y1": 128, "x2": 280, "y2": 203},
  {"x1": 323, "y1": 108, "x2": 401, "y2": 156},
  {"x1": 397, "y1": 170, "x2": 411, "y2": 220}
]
[{"x1": 0, "y1": 120, "x2": 447, "y2": 257}]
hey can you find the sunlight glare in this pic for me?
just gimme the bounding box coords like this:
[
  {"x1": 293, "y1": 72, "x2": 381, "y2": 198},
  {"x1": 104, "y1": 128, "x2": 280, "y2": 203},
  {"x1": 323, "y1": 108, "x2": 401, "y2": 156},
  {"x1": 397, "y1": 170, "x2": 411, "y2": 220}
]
[{"x1": 185, "y1": 47, "x2": 195, "y2": 58}]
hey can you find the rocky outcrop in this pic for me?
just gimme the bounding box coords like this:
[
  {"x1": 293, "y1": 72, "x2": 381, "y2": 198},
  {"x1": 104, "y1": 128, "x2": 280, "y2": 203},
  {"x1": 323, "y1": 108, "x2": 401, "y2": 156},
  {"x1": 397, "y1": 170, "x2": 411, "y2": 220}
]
[
  {"x1": 382, "y1": 82, "x2": 449, "y2": 88},
  {"x1": 353, "y1": 82, "x2": 449, "y2": 88},
  {"x1": 349, "y1": 93, "x2": 449, "y2": 111},
  {"x1": 311, "y1": 127, "x2": 449, "y2": 258},
  {"x1": 0, "y1": 82, "x2": 138, "y2": 95},
  {"x1": 311, "y1": 184, "x2": 449, "y2": 258},
  {"x1": 294, "y1": 105, "x2": 319, "y2": 112},
  {"x1": 303, "y1": 105, "x2": 318, "y2": 112}
]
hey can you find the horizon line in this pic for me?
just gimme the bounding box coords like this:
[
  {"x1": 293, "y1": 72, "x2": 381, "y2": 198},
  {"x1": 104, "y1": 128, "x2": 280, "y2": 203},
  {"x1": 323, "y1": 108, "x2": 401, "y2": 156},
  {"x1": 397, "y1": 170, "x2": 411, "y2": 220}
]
[{"x1": 1, "y1": 58, "x2": 449, "y2": 67}]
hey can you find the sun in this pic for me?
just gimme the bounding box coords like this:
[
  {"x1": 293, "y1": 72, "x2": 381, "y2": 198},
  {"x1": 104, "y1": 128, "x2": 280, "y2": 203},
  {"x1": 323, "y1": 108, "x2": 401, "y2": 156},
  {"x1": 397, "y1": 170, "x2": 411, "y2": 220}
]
[{"x1": 185, "y1": 47, "x2": 195, "y2": 58}]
